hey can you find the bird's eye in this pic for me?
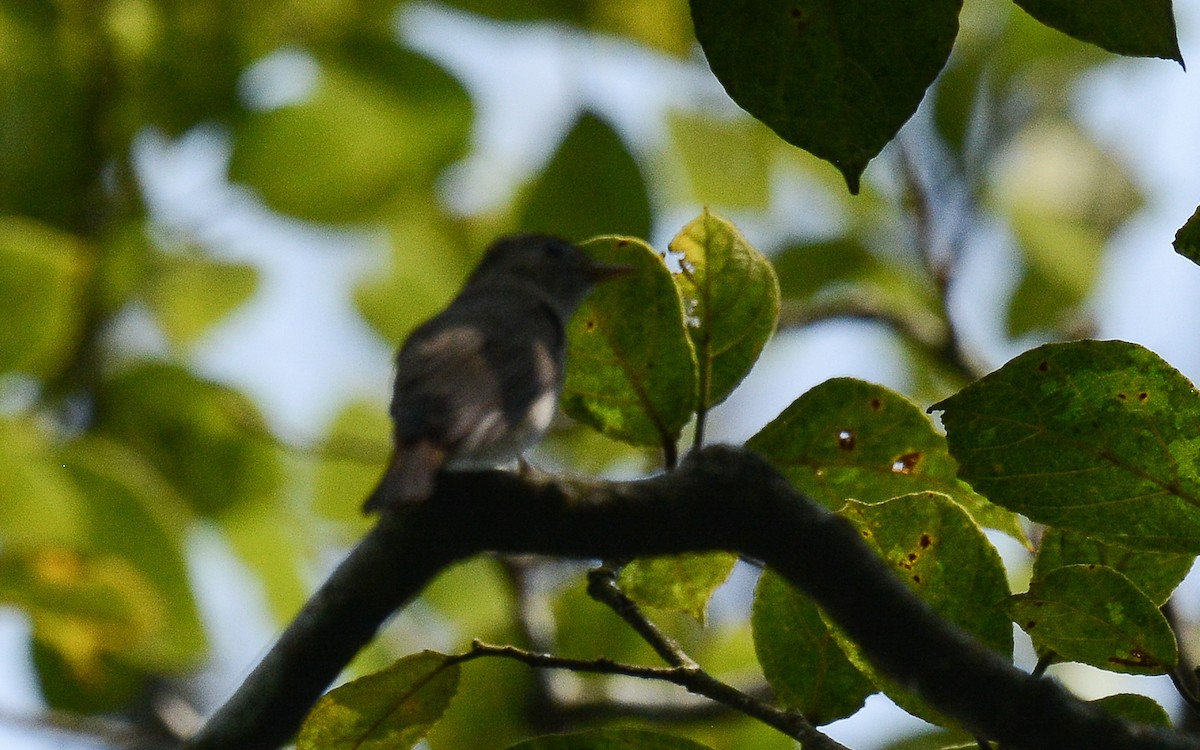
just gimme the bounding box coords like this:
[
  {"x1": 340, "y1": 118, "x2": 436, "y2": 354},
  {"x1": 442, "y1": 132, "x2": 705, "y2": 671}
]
[{"x1": 544, "y1": 242, "x2": 565, "y2": 259}]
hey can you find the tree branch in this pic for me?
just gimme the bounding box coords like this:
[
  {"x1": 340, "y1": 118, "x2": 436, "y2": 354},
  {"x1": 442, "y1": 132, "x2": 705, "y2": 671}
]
[{"x1": 183, "y1": 446, "x2": 1199, "y2": 750}]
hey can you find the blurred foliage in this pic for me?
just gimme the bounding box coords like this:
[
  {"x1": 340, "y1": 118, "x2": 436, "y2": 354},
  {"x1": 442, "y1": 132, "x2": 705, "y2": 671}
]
[{"x1": 0, "y1": 0, "x2": 1193, "y2": 747}]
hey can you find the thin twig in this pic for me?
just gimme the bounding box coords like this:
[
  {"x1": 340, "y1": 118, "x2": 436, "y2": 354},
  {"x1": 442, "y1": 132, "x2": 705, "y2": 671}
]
[
  {"x1": 452, "y1": 641, "x2": 852, "y2": 750},
  {"x1": 896, "y1": 136, "x2": 981, "y2": 382},
  {"x1": 586, "y1": 564, "x2": 695, "y2": 668}
]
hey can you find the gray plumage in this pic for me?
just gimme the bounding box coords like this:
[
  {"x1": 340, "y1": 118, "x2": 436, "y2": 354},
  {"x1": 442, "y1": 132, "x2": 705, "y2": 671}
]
[{"x1": 363, "y1": 234, "x2": 626, "y2": 512}]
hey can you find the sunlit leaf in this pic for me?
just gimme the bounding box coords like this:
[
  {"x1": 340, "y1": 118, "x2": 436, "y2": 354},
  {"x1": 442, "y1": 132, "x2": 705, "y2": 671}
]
[
  {"x1": 562, "y1": 237, "x2": 697, "y2": 449},
  {"x1": 0, "y1": 547, "x2": 161, "y2": 712},
  {"x1": 0, "y1": 417, "x2": 87, "y2": 547},
  {"x1": 1005, "y1": 564, "x2": 1177, "y2": 675},
  {"x1": 748, "y1": 378, "x2": 1026, "y2": 542},
  {"x1": 620, "y1": 552, "x2": 736, "y2": 623},
  {"x1": 837, "y1": 492, "x2": 1012, "y2": 725},
  {"x1": 752, "y1": 569, "x2": 874, "y2": 724},
  {"x1": 518, "y1": 111, "x2": 652, "y2": 242},
  {"x1": 220, "y1": 497, "x2": 313, "y2": 623},
  {"x1": 933, "y1": 340, "x2": 1200, "y2": 551},
  {"x1": 148, "y1": 253, "x2": 258, "y2": 345},
  {"x1": 57, "y1": 437, "x2": 205, "y2": 667},
  {"x1": 230, "y1": 47, "x2": 470, "y2": 222},
  {"x1": 313, "y1": 401, "x2": 392, "y2": 530},
  {"x1": 690, "y1": 0, "x2": 962, "y2": 192},
  {"x1": 671, "y1": 209, "x2": 779, "y2": 412},
  {"x1": 666, "y1": 112, "x2": 775, "y2": 209},
  {"x1": 355, "y1": 206, "x2": 472, "y2": 344},
  {"x1": 297, "y1": 651, "x2": 459, "y2": 750},
  {"x1": 1011, "y1": 0, "x2": 1182, "y2": 64},
  {"x1": 0, "y1": 217, "x2": 91, "y2": 379}
]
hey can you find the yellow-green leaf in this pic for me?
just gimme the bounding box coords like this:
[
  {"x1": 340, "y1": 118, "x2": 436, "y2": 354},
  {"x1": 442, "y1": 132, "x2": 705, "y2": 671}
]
[
  {"x1": 148, "y1": 254, "x2": 258, "y2": 345},
  {"x1": 671, "y1": 209, "x2": 779, "y2": 412},
  {"x1": 620, "y1": 552, "x2": 737, "y2": 623},
  {"x1": 297, "y1": 651, "x2": 459, "y2": 750},
  {"x1": 0, "y1": 217, "x2": 91, "y2": 379}
]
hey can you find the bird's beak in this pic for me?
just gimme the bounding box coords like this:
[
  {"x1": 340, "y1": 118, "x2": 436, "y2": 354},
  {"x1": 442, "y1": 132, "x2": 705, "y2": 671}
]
[{"x1": 588, "y1": 261, "x2": 636, "y2": 283}]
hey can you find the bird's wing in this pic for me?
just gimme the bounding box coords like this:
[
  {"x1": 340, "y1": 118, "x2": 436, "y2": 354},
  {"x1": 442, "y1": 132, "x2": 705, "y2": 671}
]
[{"x1": 389, "y1": 293, "x2": 562, "y2": 453}]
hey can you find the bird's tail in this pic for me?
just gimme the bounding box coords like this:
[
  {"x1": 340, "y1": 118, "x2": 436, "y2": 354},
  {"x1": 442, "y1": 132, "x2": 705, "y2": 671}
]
[{"x1": 361, "y1": 442, "x2": 445, "y2": 513}]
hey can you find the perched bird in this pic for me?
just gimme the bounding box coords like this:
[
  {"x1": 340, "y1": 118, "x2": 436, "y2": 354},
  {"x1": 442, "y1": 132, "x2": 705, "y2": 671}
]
[{"x1": 362, "y1": 234, "x2": 629, "y2": 512}]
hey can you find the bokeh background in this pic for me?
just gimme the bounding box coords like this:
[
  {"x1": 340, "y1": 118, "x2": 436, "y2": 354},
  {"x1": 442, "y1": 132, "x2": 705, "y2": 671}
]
[{"x1": 2, "y1": 0, "x2": 1200, "y2": 747}]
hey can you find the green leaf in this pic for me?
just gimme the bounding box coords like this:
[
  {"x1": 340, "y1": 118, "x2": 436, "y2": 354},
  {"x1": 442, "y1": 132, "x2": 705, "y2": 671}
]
[
  {"x1": 1091, "y1": 693, "x2": 1171, "y2": 727},
  {"x1": 58, "y1": 438, "x2": 206, "y2": 670},
  {"x1": 1174, "y1": 205, "x2": 1200, "y2": 265},
  {"x1": 355, "y1": 207, "x2": 472, "y2": 344},
  {"x1": 1011, "y1": 0, "x2": 1182, "y2": 64},
  {"x1": 102, "y1": 0, "x2": 246, "y2": 140},
  {"x1": 31, "y1": 635, "x2": 144, "y2": 714},
  {"x1": 991, "y1": 122, "x2": 1142, "y2": 336},
  {"x1": 297, "y1": 651, "x2": 459, "y2": 750},
  {"x1": 518, "y1": 111, "x2": 652, "y2": 242},
  {"x1": 670, "y1": 209, "x2": 780, "y2": 412},
  {"x1": 1004, "y1": 564, "x2": 1177, "y2": 675},
  {"x1": 147, "y1": 253, "x2": 258, "y2": 345},
  {"x1": 666, "y1": 112, "x2": 775, "y2": 209},
  {"x1": 1034, "y1": 528, "x2": 1192, "y2": 606},
  {"x1": 837, "y1": 492, "x2": 1012, "y2": 724},
  {"x1": 752, "y1": 569, "x2": 874, "y2": 724},
  {"x1": 220, "y1": 497, "x2": 313, "y2": 624},
  {"x1": 747, "y1": 377, "x2": 1026, "y2": 542},
  {"x1": 94, "y1": 363, "x2": 283, "y2": 516},
  {"x1": 506, "y1": 728, "x2": 715, "y2": 750},
  {"x1": 0, "y1": 417, "x2": 87, "y2": 548},
  {"x1": 620, "y1": 552, "x2": 737, "y2": 623},
  {"x1": 0, "y1": 217, "x2": 91, "y2": 379},
  {"x1": 689, "y1": 0, "x2": 962, "y2": 193},
  {"x1": 313, "y1": 401, "x2": 392, "y2": 529},
  {"x1": 230, "y1": 47, "x2": 470, "y2": 223},
  {"x1": 8, "y1": 432, "x2": 202, "y2": 712},
  {"x1": 562, "y1": 237, "x2": 697, "y2": 448},
  {"x1": 932, "y1": 340, "x2": 1200, "y2": 551},
  {"x1": 773, "y1": 238, "x2": 944, "y2": 349},
  {"x1": 0, "y1": 547, "x2": 161, "y2": 712},
  {"x1": 0, "y1": 9, "x2": 92, "y2": 227}
]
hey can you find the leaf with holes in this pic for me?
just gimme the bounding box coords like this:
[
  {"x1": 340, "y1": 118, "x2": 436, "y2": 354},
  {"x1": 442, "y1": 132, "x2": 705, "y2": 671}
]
[
  {"x1": 1004, "y1": 565, "x2": 1177, "y2": 675},
  {"x1": 837, "y1": 492, "x2": 1012, "y2": 725},
  {"x1": 748, "y1": 378, "x2": 1026, "y2": 542},
  {"x1": 296, "y1": 651, "x2": 459, "y2": 749},
  {"x1": 671, "y1": 209, "x2": 780, "y2": 414},
  {"x1": 933, "y1": 340, "x2": 1200, "y2": 552},
  {"x1": 562, "y1": 237, "x2": 697, "y2": 449}
]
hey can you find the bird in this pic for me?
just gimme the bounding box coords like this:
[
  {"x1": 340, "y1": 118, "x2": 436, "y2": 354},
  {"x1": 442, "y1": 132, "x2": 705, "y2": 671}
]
[{"x1": 362, "y1": 233, "x2": 630, "y2": 512}]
